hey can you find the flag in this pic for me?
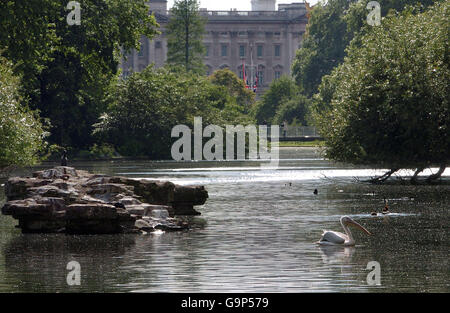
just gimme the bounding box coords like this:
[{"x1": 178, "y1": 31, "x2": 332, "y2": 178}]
[{"x1": 243, "y1": 63, "x2": 248, "y2": 89}]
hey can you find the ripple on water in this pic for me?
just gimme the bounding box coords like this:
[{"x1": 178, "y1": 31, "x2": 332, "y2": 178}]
[{"x1": 0, "y1": 151, "x2": 448, "y2": 292}]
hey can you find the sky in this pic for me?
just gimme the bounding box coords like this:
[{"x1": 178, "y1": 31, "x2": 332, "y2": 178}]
[{"x1": 167, "y1": 0, "x2": 320, "y2": 11}]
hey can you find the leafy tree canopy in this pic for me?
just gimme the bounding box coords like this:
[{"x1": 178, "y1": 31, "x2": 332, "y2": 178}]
[
  {"x1": 313, "y1": 1, "x2": 449, "y2": 182},
  {"x1": 0, "y1": 55, "x2": 46, "y2": 170},
  {"x1": 95, "y1": 66, "x2": 254, "y2": 158},
  {"x1": 253, "y1": 76, "x2": 302, "y2": 125},
  {"x1": 292, "y1": 0, "x2": 439, "y2": 98},
  {"x1": 0, "y1": 0, "x2": 159, "y2": 149},
  {"x1": 273, "y1": 94, "x2": 311, "y2": 126},
  {"x1": 208, "y1": 68, "x2": 255, "y2": 114},
  {"x1": 167, "y1": 0, "x2": 206, "y2": 73}
]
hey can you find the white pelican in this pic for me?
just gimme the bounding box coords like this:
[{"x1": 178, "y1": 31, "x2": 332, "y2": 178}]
[{"x1": 317, "y1": 216, "x2": 371, "y2": 246}]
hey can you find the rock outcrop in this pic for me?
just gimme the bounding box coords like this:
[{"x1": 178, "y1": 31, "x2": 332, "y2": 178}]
[{"x1": 1, "y1": 167, "x2": 208, "y2": 234}]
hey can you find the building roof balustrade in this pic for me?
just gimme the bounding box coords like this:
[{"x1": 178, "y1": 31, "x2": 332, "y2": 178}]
[{"x1": 153, "y1": 10, "x2": 307, "y2": 22}]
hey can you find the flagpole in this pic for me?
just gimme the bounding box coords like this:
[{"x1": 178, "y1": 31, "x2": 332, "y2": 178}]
[
  {"x1": 243, "y1": 62, "x2": 247, "y2": 88},
  {"x1": 250, "y1": 44, "x2": 254, "y2": 90}
]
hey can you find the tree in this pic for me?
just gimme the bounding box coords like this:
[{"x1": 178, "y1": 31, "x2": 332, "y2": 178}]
[
  {"x1": 345, "y1": 0, "x2": 438, "y2": 44},
  {"x1": 292, "y1": 0, "x2": 439, "y2": 98},
  {"x1": 252, "y1": 76, "x2": 300, "y2": 125},
  {"x1": 95, "y1": 66, "x2": 253, "y2": 158},
  {"x1": 0, "y1": 0, "x2": 159, "y2": 149},
  {"x1": 209, "y1": 68, "x2": 255, "y2": 114},
  {"x1": 292, "y1": 0, "x2": 352, "y2": 97},
  {"x1": 0, "y1": 55, "x2": 46, "y2": 171},
  {"x1": 167, "y1": 0, "x2": 206, "y2": 73},
  {"x1": 273, "y1": 94, "x2": 311, "y2": 126},
  {"x1": 313, "y1": 1, "x2": 449, "y2": 183}
]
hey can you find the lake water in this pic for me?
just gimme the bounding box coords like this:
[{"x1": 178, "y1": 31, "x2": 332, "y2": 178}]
[{"x1": 0, "y1": 147, "x2": 448, "y2": 292}]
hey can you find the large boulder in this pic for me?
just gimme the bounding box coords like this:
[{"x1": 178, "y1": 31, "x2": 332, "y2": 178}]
[
  {"x1": 1, "y1": 166, "x2": 208, "y2": 234},
  {"x1": 172, "y1": 185, "x2": 208, "y2": 206},
  {"x1": 28, "y1": 185, "x2": 79, "y2": 203},
  {"x1": 3, "y1": 199, "x2": 56, "y2": 219},
  {"x1": 32, "y1": 166, "x2": 78, "y2": 179},
  {"x1": 131, "y1": 180, "x2": 176, "y2": 205},
  {"x1": 66, "y1": 203, "x2": 118, "y2": 220},
  {"x1": 2, "y1": 197, "x2": 67, "y2": 233},
  {"x1": 120, "y1": 180, "x2": 208, "y2": 216},
  {"x1": 5, "y1": 177, "x2": 53, "y2": 200},
  {"x1": 65, "y1": 203, "x2": 135, "y2": 234}
]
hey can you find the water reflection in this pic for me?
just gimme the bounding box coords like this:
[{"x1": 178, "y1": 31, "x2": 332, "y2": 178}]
[
  {"x1": 1, "y1": 234, "x2": 136, "y2": 292},
  {"x1": 0, "y1": 147, "x2": 448, "y2": 292},
  {"x1": 319, "y1": 246, "x2": 355, "y2": 264}
]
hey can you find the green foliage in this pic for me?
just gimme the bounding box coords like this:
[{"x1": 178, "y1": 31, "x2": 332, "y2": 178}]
[
  {"x1": 95, "y1": 66, "x2": 254, "y2": 158},
  {"x1": 273, "y1": 94, "x2": 311, "y2": 126},
  {"x1": 0, "y1": 0, "x2": 159, "y2": 150},
  {"x1": 209, "y1": 68, "x2": 255, "y2": 113},
  {"x1": 0, "y1": 56, "x2": 46, "y2": 169},
  {"x1": 292, "y1": 0, "x2": 352, "y2": 97},
  {"x1": 313, "y1": 1, "x2": 449, "y2": 169},
  {"x1": 253, "y1": 76, "x2": 301, "y2": 125},
  {"x1": 74, "y1": 143, "x2": 117, "y2": 160},
  {"x1": 167, "y1": 0, "x2": 206, "y2": 73},
  {"x1": 292, "y1": 0, "x2": 439, "y2": 98},
  {"x1": 89, "y1": 143, "x2": 117, "y2": 159}
]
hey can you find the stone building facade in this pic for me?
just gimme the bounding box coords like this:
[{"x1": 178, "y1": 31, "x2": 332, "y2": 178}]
[{"x1": 121, "y1": 0, "x2": 309, "y2": 93}]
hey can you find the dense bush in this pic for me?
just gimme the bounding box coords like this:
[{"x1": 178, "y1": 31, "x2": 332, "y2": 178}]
[
  {"x1": 0, "y1": 0, "x2": 158, "y2": 150},
  {"x1": 253, "y1": 76, "x2": 310, "y2": 126},
  {"x1": 0, "y1": 56, "x2": 46, "y2": 170},
  {"x1": 313, "y1": 1, "x2": 449, "y2": 181},
  {"x1": 208, "y1": 68, "x2": 255, "y2": 114},
  {"x1": 292, "y1": 0, "x2": 439, "y2": 98},
  {"x1": 94, "y1": 66, "x2": 254, "y2": 158},
  {"x1": 273, "y1": 94, "x2": 311, "y2": 126}
]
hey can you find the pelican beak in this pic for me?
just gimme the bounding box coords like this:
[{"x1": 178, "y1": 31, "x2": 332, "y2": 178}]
[{"x1": 349, "y1": 220, "x2": 371, "y2": 235}]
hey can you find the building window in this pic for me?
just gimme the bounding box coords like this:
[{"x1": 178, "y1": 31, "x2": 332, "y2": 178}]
[
  {"x1": 138, "y1": 47, "x2": 144, "y2": 57},
  {"x1": 239, "y1": 45, "x2": 246, "y2": 58},
  {"x1": 257, "y1": 70, "x2": 264, "y2": 85},
  {"x1": 238, "y1": 31, "x2": 247, "y2": 37},
  {"x1": 155, "y1": 41, "x2": 162, "y2": 49},
  {"x1": 274, "y1": 71, "x2": 282, "y2": 80},
  {"x1": 257, "y1": 45, "x2": 263, "y2": 58},
  {"x1": 221, "y1": 44, "x2": 228, "y2": 57},
  {"x1": 274, "y1": 45, "x2": 281, "y2": 57},
  {"x1": 205, "y1": 45, "x2": 210, "y2": 57}
]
